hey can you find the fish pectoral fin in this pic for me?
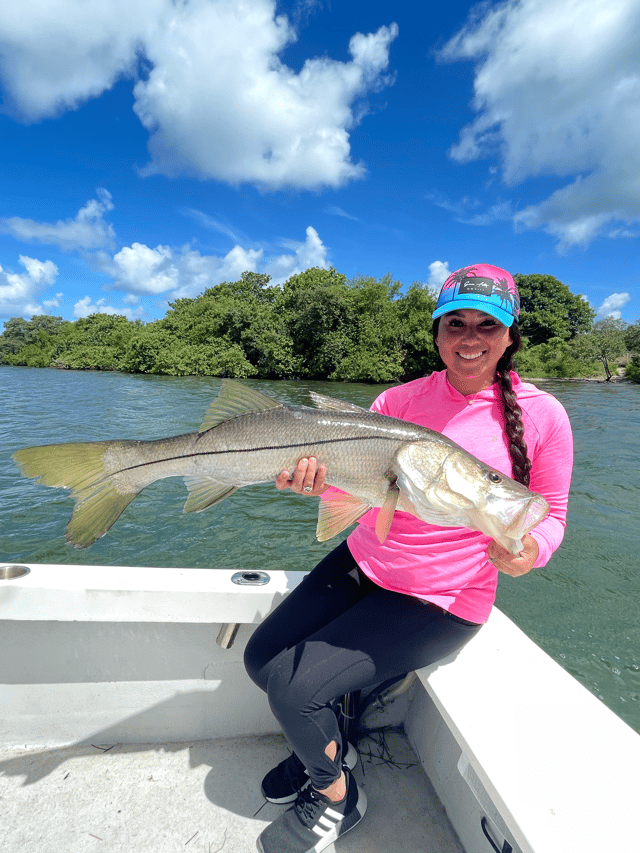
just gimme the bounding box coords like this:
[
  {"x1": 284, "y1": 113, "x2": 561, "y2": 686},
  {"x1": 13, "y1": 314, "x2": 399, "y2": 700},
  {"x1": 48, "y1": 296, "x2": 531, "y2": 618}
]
[
  {"x1": 183, "y1": 476, "x2": 237, "y2": 513},
  {"x1": 199, "y1": 379, "x2": 282, "y2": 434},
  {"x1": 309, "y1": 392, "x2": 369, "y2": 413},
  {"x1": 375, "y1": 483, "x2": 399, "y2": 543},
  {"x1": 316, "y1": 493, "x2": 372, "y2": 541}
]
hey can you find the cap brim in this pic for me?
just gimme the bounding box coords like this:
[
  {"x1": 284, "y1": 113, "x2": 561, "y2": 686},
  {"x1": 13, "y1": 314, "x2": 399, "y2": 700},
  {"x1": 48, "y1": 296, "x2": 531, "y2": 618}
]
[{"x1": 432, "y1": 300, "x2": 515, "y2": 327}]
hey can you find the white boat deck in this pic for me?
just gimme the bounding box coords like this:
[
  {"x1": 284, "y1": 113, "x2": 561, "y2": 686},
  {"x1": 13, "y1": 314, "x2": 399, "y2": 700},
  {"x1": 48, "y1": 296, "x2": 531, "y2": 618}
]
[{"x1": 0, "y1": 729, "x2": 464, "y2": 853}]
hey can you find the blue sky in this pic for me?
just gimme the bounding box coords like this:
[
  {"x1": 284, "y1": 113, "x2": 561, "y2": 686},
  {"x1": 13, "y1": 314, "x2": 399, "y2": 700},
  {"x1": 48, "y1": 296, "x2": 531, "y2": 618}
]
[{"x1": 1, "y1": 0, "x2": 639, "y2": 326}]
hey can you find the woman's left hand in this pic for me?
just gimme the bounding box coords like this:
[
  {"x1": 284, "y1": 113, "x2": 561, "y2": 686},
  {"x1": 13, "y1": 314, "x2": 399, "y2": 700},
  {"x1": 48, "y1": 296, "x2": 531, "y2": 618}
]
[{"x1": 487, "y1": 534, "x2": 539, "y2": 577}]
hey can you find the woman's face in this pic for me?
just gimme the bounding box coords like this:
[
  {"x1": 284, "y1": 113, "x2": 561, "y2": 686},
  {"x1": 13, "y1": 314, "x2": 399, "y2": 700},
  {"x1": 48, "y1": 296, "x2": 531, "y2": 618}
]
[{"x1": 434, "y1": 309, "x2": 512, "y2": 393}]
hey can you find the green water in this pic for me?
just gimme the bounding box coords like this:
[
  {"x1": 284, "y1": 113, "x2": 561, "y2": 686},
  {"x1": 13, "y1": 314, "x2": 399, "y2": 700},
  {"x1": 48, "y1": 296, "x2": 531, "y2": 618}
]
[{"x1": 1, "y1": 366, "x2": 639, "y2": 733}]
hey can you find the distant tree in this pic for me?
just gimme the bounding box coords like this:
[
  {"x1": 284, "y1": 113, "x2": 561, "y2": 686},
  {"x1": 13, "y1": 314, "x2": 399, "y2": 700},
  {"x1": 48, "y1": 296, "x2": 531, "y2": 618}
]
[
  {"x1": 1, "y1": 317, "x2": 31, "y2": 353},
  {"x1": 514, "y1": 274, "x2": 595, "y2": 345},
  {"x1": 328, "y1": 274, "x2": 404, "y2": 382},
  {"x1": 1, "y1": 315, "x2": 68, "y2": 358},
  {"x1": 624, "y1": 321, "x2": 640, "y2": 354},
  {"x1": 52, "y1": 313, "x2": 139, "y2": 370},
  {"x1": 0, "y1": 314, "x2": 70, "y2": 364},
  {"x1": 625, "y1": 355, "x2": 640, "y2": 383},
  {"x1": 394, "y1": 282, "x2": 440, "y2": 379},
  {"x1": 570, "y1": 318, "x2": 628, "y2": 381},
  {"x1": 162, "y1": 271, "x2": 296, "y2": 378},
  {"x1": 280, "y1": 267, "x2": 352, "y2": 378}
]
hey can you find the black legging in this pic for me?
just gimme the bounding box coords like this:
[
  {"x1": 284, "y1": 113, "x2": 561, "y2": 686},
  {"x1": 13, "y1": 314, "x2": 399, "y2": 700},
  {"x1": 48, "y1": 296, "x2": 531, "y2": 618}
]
[{"x1": 244, "y1": 540, "x2": 482, "y2": 790}]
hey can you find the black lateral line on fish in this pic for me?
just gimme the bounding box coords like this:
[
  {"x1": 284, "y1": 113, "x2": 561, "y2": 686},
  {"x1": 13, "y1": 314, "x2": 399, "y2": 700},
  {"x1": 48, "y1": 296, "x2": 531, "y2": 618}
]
[{"x1": 108, "y1": 434, "x2": 412, "y2": 478}]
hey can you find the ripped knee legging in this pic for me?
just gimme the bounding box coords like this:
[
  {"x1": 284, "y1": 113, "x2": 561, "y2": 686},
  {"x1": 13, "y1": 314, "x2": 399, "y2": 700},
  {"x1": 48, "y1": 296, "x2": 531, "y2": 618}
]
[{"x1": 243, "y1": 540, "x2": 482, "y2": 791}]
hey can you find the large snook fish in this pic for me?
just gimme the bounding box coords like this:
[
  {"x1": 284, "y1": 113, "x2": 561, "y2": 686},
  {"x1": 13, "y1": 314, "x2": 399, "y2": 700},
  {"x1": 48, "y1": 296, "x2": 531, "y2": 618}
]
[{"x1": 13, "y1": 380, "x2": 549, "y2": 552}]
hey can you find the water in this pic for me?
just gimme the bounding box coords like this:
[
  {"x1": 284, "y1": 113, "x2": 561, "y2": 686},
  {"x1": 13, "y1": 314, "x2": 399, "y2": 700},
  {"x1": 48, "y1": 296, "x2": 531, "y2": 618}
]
[{"x1": 1, "y1": 366, "x2": 639, "y2": 734}]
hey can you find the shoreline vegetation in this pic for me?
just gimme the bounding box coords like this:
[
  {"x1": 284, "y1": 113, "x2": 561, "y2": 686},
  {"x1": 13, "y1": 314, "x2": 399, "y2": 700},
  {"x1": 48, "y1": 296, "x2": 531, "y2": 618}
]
[{"x1": 2, "y1": 268, "x2": 639, "y2": 384}]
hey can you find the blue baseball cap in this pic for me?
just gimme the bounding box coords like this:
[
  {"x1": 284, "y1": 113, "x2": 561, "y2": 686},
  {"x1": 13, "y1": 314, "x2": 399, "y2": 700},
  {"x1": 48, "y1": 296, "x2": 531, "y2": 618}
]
[{"x1": 432, "y1": 264, "x2": 521, "y2": 328}]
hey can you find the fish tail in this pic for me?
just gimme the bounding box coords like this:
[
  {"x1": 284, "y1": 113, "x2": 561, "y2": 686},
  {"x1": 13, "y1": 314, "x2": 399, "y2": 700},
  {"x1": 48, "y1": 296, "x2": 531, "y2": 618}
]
[{"x1": 13, "y1": 440, "x2": 142, "y2": 548}]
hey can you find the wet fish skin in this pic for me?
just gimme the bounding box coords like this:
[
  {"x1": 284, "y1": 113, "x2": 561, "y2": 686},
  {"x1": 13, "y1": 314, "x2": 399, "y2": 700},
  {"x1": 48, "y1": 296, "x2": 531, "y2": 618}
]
[{"x1": 13, "y1": 380, "x2": 550, "y2": 551}]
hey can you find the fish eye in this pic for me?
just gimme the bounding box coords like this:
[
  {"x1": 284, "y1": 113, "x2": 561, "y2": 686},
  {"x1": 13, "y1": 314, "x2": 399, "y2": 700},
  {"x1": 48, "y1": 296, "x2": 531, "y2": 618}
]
[{"x1": 487, "y1": 472, "x2": 502, "y2": 483}]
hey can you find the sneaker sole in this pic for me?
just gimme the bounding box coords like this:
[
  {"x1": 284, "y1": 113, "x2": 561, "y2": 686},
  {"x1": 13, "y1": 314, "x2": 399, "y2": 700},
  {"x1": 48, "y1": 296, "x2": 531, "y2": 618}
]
[{"x1": 262, "y1": 743, "x2": 358, "y2": 805}]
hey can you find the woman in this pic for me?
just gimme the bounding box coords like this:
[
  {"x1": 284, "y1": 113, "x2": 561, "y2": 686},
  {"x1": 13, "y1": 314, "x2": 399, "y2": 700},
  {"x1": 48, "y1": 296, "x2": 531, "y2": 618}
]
[{"x1": 244, "y1": 264, "x2": 573, "y2": 853}]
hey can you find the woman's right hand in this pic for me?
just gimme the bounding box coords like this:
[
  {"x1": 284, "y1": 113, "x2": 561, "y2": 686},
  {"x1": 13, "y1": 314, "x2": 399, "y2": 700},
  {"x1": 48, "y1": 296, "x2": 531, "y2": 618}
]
[{"x1": 275, "y1": 456, "x2": 327, "y2": 496}]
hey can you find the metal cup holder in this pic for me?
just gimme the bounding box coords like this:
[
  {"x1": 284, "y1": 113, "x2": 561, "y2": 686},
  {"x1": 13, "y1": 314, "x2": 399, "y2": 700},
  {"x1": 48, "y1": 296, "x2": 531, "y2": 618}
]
[
  {"x1": 0, "y1": 565, "x2": 30, "y2": 580},
  {"x1": 217, "y1": 571, "x2": 271, "y2": 649},
  {"x1": 231, "y1": 571, "x2": 270, "y2": 586}
]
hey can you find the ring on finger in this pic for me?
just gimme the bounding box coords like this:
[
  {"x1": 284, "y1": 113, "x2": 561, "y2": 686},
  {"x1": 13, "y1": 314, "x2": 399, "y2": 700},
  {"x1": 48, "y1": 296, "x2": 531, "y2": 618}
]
[{"x1": 303, "y1": 485, "x2": 313, "y2": 493}]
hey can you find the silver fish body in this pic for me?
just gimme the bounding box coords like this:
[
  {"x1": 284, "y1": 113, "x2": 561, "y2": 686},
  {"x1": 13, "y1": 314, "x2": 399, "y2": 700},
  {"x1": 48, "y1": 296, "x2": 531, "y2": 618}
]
[{"x1": 13, "y1": 380, "x2": 549, "y2": 551}]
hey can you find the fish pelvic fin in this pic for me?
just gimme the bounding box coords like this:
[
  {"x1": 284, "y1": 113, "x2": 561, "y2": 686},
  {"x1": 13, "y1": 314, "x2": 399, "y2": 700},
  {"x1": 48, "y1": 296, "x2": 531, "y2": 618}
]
[
  {"x1": 13, "y1": 441, "x2": 142, "y2": 549},
  {"x1": 183, "y1": 476, "x2": 237, "y2": 513},
  {"x1": 375, "y1": 482, "x2": 399, "y2": 543},
  {"x1": 316, "y1": 492, "x2": 371, "y2": 541},
  {"x1": 309, "y1": 391, "x2": 369, "y2": 413},
  {"x1": 199, "y1": 380, "x2": 282, "y2": 434}
]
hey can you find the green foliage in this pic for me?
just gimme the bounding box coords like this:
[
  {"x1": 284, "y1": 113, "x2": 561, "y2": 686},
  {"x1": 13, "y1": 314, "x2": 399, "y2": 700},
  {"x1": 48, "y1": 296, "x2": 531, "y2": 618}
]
[
  {"x1": 121, "y1": 322, "x2": 257, "y2": 377},
  {"x1": 570, "y1": 318, "x2": 628, "y2": 380},
  {"x1": 625, "y1": 355, "x2": 640, "y2": 383},
  {"x1": 394, "y1": 282, "x2": 440, "y2": 379},
  {"x1": 279, "y1": 267, "x2": 351, "y2": 378},
  {"x1": 0, "y1": 314, "x2": 70, "y2": 364},
  {"x1": 625, "y1": 321, "x2": 640, "y2": 354},
  {"x1": 330, "y1": 275, "x2": 404, "y2": 382},
  {"x1": 514, "y1": 274, "x2": 595, "y2": 345},
  {"x1": 1, "y1": 269, "x2": 637, "y2": 382},
  {"x1": 515, "y1": 337, "x2": 598, "y2": 378}
]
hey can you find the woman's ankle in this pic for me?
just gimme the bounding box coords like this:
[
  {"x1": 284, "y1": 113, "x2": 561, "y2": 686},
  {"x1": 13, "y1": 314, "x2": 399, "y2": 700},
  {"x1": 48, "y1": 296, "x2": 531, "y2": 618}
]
[{"x1": 316, "y1": 770, "x2": 346, "y2": 803}]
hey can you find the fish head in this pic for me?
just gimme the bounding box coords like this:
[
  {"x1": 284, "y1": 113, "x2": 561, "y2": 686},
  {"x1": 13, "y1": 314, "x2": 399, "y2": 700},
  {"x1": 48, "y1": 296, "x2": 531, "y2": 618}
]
[{"x1": 395, "y1": 442, "x2": 550, "y2": 554}]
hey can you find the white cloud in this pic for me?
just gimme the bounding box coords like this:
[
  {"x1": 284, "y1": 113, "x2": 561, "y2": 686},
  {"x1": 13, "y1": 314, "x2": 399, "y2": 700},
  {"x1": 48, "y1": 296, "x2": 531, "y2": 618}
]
[
  {"x1": 442, "y1": 0, "x2": 640, "y2": 249},
  {"x1": 0, "y1": 255, "x2": 59, "y2": 319},
  {"x1": 596, "y1": 292, "x2": 631, "y2": 319},
  {"x1": 0, "y1": 1, "x2": 398, "y2": 190},
  {"x1": 0, "y1": 190, "x2": 116, "y2": 251},
  {"x1": 0, "y1": 0, "x2": 162, "y2": 119},
  {"x1": 42, "y1": 292, "x2": 64, "y2": 311},
  {"x1": 105, "y1": 241, "x2": 264, "y2": 300},
  {"x1": 182, "y1": 210, "x2": 247, "y2": 245},
  {"x1": 325, "y1": 206, "x2": 359, "y2": 221},
  {"x1": 426, "y1": 261, "x2": 450, "y2": 289},
  {"x1": 263, "y1": 226, "x2": 329, "y2": 282},
  {"x1": 102, "y1": 226, "x2": 329, "y2": 300},
  {"x1": 73, "y1": 296, "x2": 145, "y2": 321},
  {"x1": 426, "y1": 191, "x2": 512, "y2": 227}
]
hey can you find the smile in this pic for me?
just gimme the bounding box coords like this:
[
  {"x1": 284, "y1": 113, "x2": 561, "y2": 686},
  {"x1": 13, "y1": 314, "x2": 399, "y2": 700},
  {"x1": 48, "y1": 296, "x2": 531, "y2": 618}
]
[{"x1": 458, "y1": 351, "x2": 484, "y2": 360}]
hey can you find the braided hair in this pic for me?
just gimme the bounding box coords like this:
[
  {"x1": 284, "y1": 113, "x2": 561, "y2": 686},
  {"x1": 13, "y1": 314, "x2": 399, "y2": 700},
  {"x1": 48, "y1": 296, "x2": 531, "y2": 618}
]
[{"x1": 432, "y1": 319, "x2": 532, "y2": 487}]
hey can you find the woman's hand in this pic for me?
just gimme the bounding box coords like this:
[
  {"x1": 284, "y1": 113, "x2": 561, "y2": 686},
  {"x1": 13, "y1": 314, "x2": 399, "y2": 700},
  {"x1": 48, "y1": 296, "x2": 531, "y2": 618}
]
[
  {"x1": 487, "y1": 534, "x2": 539, "y2": 577},
  {"x1": 275, "y1": 457, "x2": 328, "y2": 496}
]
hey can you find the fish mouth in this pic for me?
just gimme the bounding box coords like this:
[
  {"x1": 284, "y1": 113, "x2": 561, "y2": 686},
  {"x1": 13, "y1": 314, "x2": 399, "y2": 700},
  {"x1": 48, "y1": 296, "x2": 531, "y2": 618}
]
[
  {"x1": 475, "y1": 492, "x2": 550, "y2": 550},
  {"x1": 503, "y1": 493, "x2": 550, "y2": 538}
]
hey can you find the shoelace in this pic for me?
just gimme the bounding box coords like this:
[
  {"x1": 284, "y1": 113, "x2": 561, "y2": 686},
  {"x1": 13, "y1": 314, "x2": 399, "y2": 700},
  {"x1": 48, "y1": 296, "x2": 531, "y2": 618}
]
[{"x1": 294, "y1": 787, "x2": 327, "y2": 824}]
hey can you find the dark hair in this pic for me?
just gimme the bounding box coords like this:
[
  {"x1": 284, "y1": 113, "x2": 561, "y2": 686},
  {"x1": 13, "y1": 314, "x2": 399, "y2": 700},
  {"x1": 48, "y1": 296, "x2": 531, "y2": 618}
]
[{"x1": 432, "y1": 319, "x2": 532, "y2": 487}]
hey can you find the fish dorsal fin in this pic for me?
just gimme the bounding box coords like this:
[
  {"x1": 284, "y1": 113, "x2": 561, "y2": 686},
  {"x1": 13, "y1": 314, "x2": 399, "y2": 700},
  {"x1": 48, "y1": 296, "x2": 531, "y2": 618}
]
[
  {"x1": 316, "y1": 492, "x2": 372, "y2": 541},
  {"x1": 199, "y1": 380, "x2": 283, "y2": 433},
  {"x1": 309, "y1": 392, "x2": 369, "y2": 414},
  {"x1": 183, "y1": 476, "x2": 237, "y2": 513}
]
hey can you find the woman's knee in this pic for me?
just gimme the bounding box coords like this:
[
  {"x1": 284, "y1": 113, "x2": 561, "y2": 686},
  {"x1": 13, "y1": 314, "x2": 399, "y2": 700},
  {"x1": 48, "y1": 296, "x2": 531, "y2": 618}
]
[
  {"x1": 244, "y1": 629, "x2": 272, "y2": 691},
  {"x1": 265, "y1": 654, "x2": 316, "y2": 718}
]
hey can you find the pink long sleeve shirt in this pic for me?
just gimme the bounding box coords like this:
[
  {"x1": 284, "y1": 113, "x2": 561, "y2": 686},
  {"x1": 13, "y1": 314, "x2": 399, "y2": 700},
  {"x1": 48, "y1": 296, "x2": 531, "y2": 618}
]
[{"x1": 341, "y1": 370, "x2": 573, "y2": 624}]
